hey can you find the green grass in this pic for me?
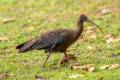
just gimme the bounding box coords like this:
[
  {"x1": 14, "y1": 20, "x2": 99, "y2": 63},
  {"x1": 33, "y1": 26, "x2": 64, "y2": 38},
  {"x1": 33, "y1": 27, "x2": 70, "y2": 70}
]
[{"x1": 0, "y1": 0, "x2": 120, "y2": 80}]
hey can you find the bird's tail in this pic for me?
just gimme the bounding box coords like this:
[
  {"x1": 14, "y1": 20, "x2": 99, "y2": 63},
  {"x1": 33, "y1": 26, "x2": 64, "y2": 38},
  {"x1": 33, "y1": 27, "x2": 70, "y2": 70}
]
[
  {"x1": 16, "y1": 38, "x2": 42, "y2": 53},
  {"x1": 16, "y1": 40, "x2": 34, "y2": 53},
  {"x1": 16, "y1": 42, "x2": 29, "y2": 53},
  {"x1": 16, "y1": 38, "x2": 46, "y2": 53},
  {"x1": 16, "y1": 43, "x2": 25, "y2": 49}
]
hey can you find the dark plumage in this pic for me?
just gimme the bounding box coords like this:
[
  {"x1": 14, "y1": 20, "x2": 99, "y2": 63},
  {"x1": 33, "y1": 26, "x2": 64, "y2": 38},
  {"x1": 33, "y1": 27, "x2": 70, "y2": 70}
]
[{"x1": 16, "y1": 14, "x2": 103, "y2": 67}]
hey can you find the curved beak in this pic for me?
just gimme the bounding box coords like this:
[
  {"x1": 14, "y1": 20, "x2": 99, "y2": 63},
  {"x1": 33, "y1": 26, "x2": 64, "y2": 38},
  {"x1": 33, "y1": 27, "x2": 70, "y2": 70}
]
[{"x1": 87, "y1": 19, "x2": 103, "y2": 33}]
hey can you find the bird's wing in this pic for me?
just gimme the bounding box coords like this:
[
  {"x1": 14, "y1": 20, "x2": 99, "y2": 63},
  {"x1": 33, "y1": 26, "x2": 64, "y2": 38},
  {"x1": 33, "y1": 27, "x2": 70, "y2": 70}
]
[
  {"x1": 52, "y1": 31, "x2": 69, "y2": 47},
  {"x1": 17, "y1": 29, "x2": 71, "y2": 53},
  {"x1": 31, "y1": 36, "x2": 51, "y2": 50},
  {"x1": 32, "y1": 30, "x2": 70, "y2": 50},
  {"x1": 17, "y1": 38, "x2": 40, "y2": 53}
]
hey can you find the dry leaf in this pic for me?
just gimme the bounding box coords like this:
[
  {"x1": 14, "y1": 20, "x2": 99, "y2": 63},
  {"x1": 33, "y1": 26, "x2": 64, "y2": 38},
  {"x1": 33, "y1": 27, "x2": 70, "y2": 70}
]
[
  {"x1": 111, "y1": 7, "x2": 120, "y2": 13},
  {"x1": 105, "y1": 34, "x2": 120, "y2": 43},
  {"x1": 100, "y1": 7, "x2": 119, "y2": 15},
  {"x1": 108, "y1": 64, "x2": 120, "y2": 70},
  {"x1": 85, "y1": 27, "x2": 95, "y2": 34},
  {"x1": 101, "y1": 8, "x2": 110, "y2": 15},
  {"x1": 88, "y1": 66, "x2": 95, "y2": 72},
  {"x1": 0, "y1": 72, "x2": 9, "y2": 79},
  {"x1": 84, "y1": 27, "x2": 97, "y2": 40},
  {"x1": 0, "y1": 36, "x2": 9, "y2": 41},
  {"x1": 105, "y1": 34, "x2": 113, "y2": 39},
  {"x1": 3, "y1": 17, "x2": 15, "y2": 23},
  {"x1": 71, "y1": 64, "x2": 95, "y2": 72},
  {"x1": 35, "y1": 75, "x2": 47, "y2": 80},
  {"x1": 70, "y1": 63, "x2": 81, "y2": 70},
  {"x1": 83, "y1": 64, "x2": 95, "y2": 72},
  {"x1": 100, "y1": 65, "x2": 111, "y2": 70},
  {"x1": 100, "y1": 64, "x2": 120, "y2": 70},
  {"x1": 68, "y1": 74, "x2": 81, "y2": 79},
  {"x1": 87, "y1": 46, "x2": 94, "y2": 51},
  {"x1": 90, "y1": 33, "x2": 97, "y2": 39}
]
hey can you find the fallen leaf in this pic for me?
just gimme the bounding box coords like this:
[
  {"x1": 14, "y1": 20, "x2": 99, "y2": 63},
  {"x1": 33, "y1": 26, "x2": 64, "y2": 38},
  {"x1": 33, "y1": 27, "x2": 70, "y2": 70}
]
[
  {"x1": 101, "y1": 8, "x2": 110, "y2": 15},
  {"x1": 0, "y1": 72, "x2": 9, "y2": 80},
  {"x1": 100, "y1": 64, "x2": 120, "y2": 70},
  {"x1": 70, "y1": 64, "x2": 95, "y2": 72},
  {"x1": 90, "y1": 33, "x2": 97, "y2": 39},
  {"x1": 111, "y1": 7, "x2": 120, "y2": 13},
  {"x1": 108, "y1": 64, "x2": 120, "y2": 70},
  {"x1": 84, "y1": 27, "x2": 98, "y2": 40},
  {"x1": 0, "y1": 36, "x2": 9, "y2": 41},
  {"x1": 99, "y1": 7, "x2": 120, "y2": 15},
  {"x1": 35, "y1": 75, "x2": 47, "y2": 80},
  {"x1": 100, "y1": 65, "x2": 111, "y2": 70},
  {"x1": 70, "y1": 63, "x2": 81, "y2": 70},
  {"x1": 83, "y1": 64, "x2": 95, "y2": 72},
  {"x1": 88, "y1": 66, "x2": 95, "y2": 72},
  {"x1": 105, "y1": 34, "x2": 120, "y2": 43},
  {"x1": 68, "y1": 74, "x2": 81, "y2": 79},
  {"x1": 105, "y1": 34, "x2": 113, "y2": 39},
  {"x1": 85, "y1": 27, "x2": 95, "y2": 34},
  {"x1": 3, "y1": 17, "x2": 15, "y2": 23},
  {"x1": 87, "y1": 46, "x2": 94, "y2": 51}
]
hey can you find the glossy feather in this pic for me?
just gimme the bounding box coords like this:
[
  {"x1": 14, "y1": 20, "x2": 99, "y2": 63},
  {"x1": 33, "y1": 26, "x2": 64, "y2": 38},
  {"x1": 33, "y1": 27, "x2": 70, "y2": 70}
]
[{"x1": 16, "y1": 29, "x2": 76, "y2": 53}]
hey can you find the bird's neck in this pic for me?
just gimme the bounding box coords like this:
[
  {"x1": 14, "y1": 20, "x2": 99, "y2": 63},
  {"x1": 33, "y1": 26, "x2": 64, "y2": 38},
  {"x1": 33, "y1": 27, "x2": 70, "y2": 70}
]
[{"x1": 74, "y1": 20, "x2": 83, "y2": 39}]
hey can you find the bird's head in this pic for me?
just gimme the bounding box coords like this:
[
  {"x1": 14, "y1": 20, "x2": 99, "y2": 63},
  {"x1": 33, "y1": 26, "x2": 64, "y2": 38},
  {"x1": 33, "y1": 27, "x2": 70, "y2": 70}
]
[
  {"x1": 79, "y1": 14, "x2": 88, "y2": 22},
  {"x1": 79, "y1": 14, "x2": 103, "y2": 33}
]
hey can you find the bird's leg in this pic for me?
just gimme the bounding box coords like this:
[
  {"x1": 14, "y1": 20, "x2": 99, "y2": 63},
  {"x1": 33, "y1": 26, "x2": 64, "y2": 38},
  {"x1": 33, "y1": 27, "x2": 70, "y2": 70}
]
[
  {"x1": 63, "y1": 52, "x2": 69, "y2": 62},
  {"x1": 60, "y1": 52, "x2": 77, "y2": 64},
  {"x1": 60, "y1": 52, "x2": 69, "y2": 64},
  {"x1": 43, "y1": 52, "x2": 51, "y2": 68}
]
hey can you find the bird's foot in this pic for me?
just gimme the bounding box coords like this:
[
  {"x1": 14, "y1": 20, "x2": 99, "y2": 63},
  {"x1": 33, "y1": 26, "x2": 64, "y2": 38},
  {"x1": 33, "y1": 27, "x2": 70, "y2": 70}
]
[
  {"x1": 60, "y1": 57, "x2": 69, "y2": 64},
  {"x1": 60, "y1": 54, "x2": 77, "y2": 64}
]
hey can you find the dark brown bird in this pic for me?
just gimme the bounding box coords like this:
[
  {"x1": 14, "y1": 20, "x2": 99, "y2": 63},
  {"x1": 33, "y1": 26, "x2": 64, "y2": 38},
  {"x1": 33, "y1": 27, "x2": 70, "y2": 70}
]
[{"x1": 16, "y1": 14, "x2": 103, "y2": 68}]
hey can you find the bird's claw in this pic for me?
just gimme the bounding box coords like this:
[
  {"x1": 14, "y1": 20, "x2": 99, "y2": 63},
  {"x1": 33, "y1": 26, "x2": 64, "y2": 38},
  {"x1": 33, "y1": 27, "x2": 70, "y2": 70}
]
[{"x1": 60, "y1": 54, "x2": 77, "y2": 64}]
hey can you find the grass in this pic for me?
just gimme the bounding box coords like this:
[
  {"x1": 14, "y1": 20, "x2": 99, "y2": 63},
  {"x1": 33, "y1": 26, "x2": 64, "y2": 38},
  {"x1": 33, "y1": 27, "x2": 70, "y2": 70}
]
[{"x1": 0, "y1": 0, "x2": 120, "y2": 80}]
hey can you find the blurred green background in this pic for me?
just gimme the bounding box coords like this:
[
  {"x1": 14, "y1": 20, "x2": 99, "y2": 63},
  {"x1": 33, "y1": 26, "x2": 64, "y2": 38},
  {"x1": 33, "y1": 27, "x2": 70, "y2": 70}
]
[{"x1": 0, "y1": 0, "x2": 120, "y2": 80}]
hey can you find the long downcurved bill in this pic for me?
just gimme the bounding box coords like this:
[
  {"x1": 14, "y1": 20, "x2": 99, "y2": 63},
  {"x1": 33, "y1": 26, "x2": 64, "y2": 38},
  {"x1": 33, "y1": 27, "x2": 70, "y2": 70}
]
[{"x1": 87, "y1": 19, "x2": 103, "y2": 33}]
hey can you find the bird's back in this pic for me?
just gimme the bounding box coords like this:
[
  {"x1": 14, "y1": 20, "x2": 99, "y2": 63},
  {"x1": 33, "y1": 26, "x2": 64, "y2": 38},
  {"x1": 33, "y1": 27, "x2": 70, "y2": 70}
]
[{"x1": 16, "y1": 29, "x2": 76, "y2": 53}]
